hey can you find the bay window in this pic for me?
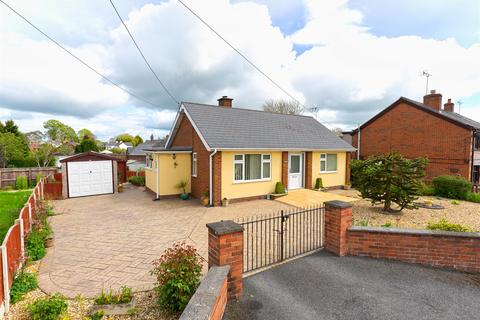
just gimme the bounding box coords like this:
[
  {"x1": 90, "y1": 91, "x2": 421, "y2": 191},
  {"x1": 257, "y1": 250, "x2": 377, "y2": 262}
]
[
  {"x1": 234, "y1": 154, "x2": 271, "y2": 182},
  {"x1": 320, "y1": 153, "x2": 337, "y2": 172}
]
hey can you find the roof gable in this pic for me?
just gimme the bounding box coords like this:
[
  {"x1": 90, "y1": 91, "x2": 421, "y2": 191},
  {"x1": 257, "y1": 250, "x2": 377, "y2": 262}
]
[
  {"x1": 165, "y1": 102, "x2": 355, "y2": 151},
  {"x1": 355, "y1": 97, "x2": 480, "y2": 133},
  {"x1": 60, "y1": 151, "x2": 126, "y2": 162}
]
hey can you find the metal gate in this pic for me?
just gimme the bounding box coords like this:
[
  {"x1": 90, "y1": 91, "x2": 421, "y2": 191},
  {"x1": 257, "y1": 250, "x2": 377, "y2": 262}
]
[{"x1": 238, "y1": 206, "x2": 324, "y2": 273}]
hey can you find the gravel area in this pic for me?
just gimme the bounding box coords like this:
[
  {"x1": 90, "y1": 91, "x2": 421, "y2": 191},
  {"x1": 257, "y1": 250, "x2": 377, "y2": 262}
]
[
  {"x1": 7, "y1": 261, "x2": 175, "y2": 320},
  {"x1": 328, "y1": 189, "x2": 480, "y2": 231}
]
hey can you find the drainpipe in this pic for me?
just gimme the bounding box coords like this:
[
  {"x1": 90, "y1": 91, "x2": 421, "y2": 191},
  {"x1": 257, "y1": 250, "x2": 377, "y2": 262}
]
[
  {"x1": 155, "y1": 158, "x2": 159, "y2": 200},
  {"x1": 357, "y1": 125, "x2": 361, "y2": 160},
  {"x1": 471, "y1": 130, "x2": 477, "y2": 184},
  {"x1": 209, "y1": 149, "x2": 218, "y2": 206}
]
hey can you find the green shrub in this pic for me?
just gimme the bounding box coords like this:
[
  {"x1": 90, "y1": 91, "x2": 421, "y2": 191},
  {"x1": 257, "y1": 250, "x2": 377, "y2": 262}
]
[
  {"x1": 355, "y1": 219, "x2": 369, "y2": 226},
  {"x1": 432, "y1": 175, "x2": 472, "y2": 200},
  {"x1": 427, "y1": 219, "x2": 471, "y2": 232},
  {"x1": 94, "y1": 286, "x2": 133, "y2": 305},
  {"x1": 10, "y1": 271, "x2": 38, "y2": 303},
  {"x1": 450, "y1": 200, "x2": 461, "y2": 205},
  {"x1": 87, "y1": 311, "x2": 104, "y2": 320},
  {"x1": 314, "y1": 178, "x2": 323, "y2": 189},
  {"x1": 26, "y1": 230, "x2": 47, "y2": 261},
  {"x1": 275, "y1": 182, "x2": 285, "y2": 194},
  {"x1": 466, "y1": 192, "x2": 480, "y2": 203},
  {"x1": 15, "y1": 176, "x2": 29, "y2": 190},
  {"x1": 128, "y1": 176, "x2": 145, "y2": 186},
  {"x1": 151, "y1": 242, "x2": 202, "y2": 312},
  {"x1": 29, "y1": 293, "x2": 68, "y2": 320},
  {"x1": 381, "y1": 222, "x2": 393, "y2": 228},
  {"x1": 419, "y1": 182, "x2": 435, "y2": 196}
]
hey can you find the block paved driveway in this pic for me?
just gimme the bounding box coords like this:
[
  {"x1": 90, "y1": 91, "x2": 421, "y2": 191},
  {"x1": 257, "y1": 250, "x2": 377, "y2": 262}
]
[{"x1": 38, "y1": 185, "x2": 291, "y2": 298}]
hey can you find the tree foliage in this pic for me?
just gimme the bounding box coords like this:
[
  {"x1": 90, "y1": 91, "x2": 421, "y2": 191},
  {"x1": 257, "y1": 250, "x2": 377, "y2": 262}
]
[
  {"x1": 32, "y1": 144, "x2": 57, "y2": 167},
  {"x1": 77, "y1": 128, "x2": 95, "y2": 141},
  {"x1": 133, "y1": 135, "x2": 143, "y2": 146},
  {"x1": 43, "y1": 120, "x2": 78, "y2": 144},
  {"x1": 351, "y1": 152, "x2": 428, "y2": 212},
  {"x1": 263, "y1": 99, "x2": 303, "y2": 115},
  {"x1": 0, "y1": 132, "x2": 30, "y2": 167},
  {"x1": 75, "y1": 139, "x2": 99, "y2": 153}
]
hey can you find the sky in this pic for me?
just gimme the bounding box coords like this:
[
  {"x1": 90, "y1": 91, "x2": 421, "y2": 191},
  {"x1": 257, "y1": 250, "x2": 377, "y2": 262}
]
[{"x1": 1, "y1": 0, "x2": 479, "y2": 141}]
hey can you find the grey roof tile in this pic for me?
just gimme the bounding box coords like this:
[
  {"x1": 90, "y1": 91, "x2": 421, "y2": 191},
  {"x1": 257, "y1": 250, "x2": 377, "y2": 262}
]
[{"x1": 182, "y1": 102, "x2": 355, "y2": 151}]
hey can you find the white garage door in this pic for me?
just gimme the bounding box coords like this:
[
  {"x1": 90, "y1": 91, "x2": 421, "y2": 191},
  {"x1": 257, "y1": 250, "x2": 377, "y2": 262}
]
[{"x1": 67, "y1": 160, "x2": 113, "y2": 198}]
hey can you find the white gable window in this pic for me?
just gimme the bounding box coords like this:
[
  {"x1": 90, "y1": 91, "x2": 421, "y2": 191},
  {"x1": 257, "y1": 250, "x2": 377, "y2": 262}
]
[
  {"x1": 320, "y1": 153, "x2": 337, "y2": 173},
  {"x1": 192, "y1": 152, "x2": 197, "y2": 177},
  {"x1": 146, "y1": 154, "x2": 153, "y2": 168},
  {"x1": 234, "y1": 154, "x2": 271, "y2": 182}
]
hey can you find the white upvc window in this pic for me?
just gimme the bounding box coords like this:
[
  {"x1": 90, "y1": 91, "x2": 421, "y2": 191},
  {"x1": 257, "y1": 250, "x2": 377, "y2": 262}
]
[
  {"x1": 192, "y1": 152, "x2": 197, "y2": 177},
  {"x1": 234, "y1": 154, "x2": 271, "y2": 182},
  {"x1": 320, "y1": 153, "x2": 337, "y2": 173},
  {"x1": 146, "y1": 154, "x2": 153, "y2": 169}
]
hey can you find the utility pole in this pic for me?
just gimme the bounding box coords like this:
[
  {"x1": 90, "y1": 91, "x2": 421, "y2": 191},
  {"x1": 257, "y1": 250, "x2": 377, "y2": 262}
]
[
  {"x1": 457, "y1": 100, "x2": 463, "y2": 114},
  {"x1": 422, "y1": 70, "x2": 432, "y2": 95}
]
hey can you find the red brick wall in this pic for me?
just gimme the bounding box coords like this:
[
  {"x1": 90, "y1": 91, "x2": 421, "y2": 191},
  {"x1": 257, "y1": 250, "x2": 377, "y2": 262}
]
[
  {"x1": 212, "y1": 152, "x2": 222, "y2": 206},
  {"x1": 324, "y1": 201, "x2": 352, "y2": 256},
  {"x1": 305, "y1": 152, "x2": 312, "y2": 189},
  {"x1": 347, "y1": 228, "x2": 480, "y2": 273},
  {"x1": 210, "y1": 278, "x2": 228, "y2": 320},
  {"x1": 171, "y1": 115, "x2": 211, "y2": 199},
  {"x1": 351, "y1": 101, "x2": 473, "y2": 181}
]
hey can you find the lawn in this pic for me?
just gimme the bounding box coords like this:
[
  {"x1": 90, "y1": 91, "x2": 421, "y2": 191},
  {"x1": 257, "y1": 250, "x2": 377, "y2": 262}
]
[
  {"x1": 328, "y1": 189, "x2": 480, "y2": 232},
  {"x1": 0, "y1": 190, "x2": 32, "y2": 240}
]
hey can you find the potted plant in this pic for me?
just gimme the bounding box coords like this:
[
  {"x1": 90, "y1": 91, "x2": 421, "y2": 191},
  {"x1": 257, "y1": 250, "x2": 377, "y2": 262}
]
[
  {"x1": 200, "y1": 190, "x2": 209, "y2": 206},
  {"x1": 175, "y1": 180, "x2": 189, "y2": 200},
  {"x1": 314, "y1": 178, "x2": 323, "y2": 191},
  {"x1": 270, "y1": 182, "x2": 287, "y2": 200},
  {"x1": 221, "y1": 197, "x2": 229, "y2": 207}
]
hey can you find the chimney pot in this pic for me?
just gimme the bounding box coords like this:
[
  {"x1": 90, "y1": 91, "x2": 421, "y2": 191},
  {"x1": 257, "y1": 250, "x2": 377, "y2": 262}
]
[
  {"x1": 217, "y1": 96, "x2": 233, "y2": 108},
  {"x1": 443, "y1": 98, "x2": 455, "y2": 112},
  {"x1": 423, "y1": 90, "x2": 442, "y2": 111}
]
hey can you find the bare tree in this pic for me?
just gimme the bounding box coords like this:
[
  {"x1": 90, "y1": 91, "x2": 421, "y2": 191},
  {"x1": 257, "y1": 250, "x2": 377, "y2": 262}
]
[
  {"x1": 331, "y1": 127, "x2": 343, "y2": 137},
  {"x1": 262, "y1": 99, "x2": 303, "y2": 115}
]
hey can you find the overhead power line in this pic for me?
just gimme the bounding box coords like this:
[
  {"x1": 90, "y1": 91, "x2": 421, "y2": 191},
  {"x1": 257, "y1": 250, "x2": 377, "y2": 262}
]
[
  {"x1": 0, "y1": 0, "x2": 161, "y2": 109},
  {"x1": 108, "y1": 0, "x2": 179, "y2": 105},
  {"x1": 177, "y1": 0, "x2": 305, "y2": 108}
]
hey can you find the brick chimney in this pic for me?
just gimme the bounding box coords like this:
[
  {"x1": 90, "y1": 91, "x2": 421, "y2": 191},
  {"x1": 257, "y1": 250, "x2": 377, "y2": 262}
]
[
  {"x1": 423, "y1": 90, "x2": 442, "y2": 111},
  {"x1": 217, "y1": 96, "x2": 233, "y2": 108},
  {"x1": 443, "y1": 98, "x2": 454, "y2": 112}
]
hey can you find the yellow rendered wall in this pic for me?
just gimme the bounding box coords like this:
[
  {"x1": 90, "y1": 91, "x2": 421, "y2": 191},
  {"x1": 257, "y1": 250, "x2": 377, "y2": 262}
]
[
  {"x1": 221, "y1": 151, "x2": 282, "y2": 200},
  {"x1": 145, "y1": 156, "x2": 156, "y2": 193},
  {"x1": 311, "y1": 152, "x2": 347, "y2": 187},
  {"x1": 158, "y1": 153, "x2": 191, "y2": 195}
]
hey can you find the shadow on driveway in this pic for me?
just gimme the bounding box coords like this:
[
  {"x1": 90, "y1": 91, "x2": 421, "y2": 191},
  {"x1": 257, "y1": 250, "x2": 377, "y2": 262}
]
[{"x1": 225, "y1": 251, "x2": 480, "y2": 320}]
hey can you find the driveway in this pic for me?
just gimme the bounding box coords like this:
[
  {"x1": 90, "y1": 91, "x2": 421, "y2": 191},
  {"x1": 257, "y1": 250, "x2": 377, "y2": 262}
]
[
  {"x1": 38, "y1": 185, "x2": 291, "y2": 298},
  {"x1": 225, "y1": 251, "x2": 480, "y2": 320}
]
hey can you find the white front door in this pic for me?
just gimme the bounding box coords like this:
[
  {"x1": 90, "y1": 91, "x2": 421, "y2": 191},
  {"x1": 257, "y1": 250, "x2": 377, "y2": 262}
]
[
  {"x1": 288, "y1": 153, "x2": 303, "y2": 190},
  {"x1": 67, "y1": 160, "x2": 113, "y2": 197}
]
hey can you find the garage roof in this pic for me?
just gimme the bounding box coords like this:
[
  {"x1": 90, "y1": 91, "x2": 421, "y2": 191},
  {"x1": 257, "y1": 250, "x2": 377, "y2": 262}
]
[{"x1": 60, "y1": 151, "x2": 126, "y2": 162}]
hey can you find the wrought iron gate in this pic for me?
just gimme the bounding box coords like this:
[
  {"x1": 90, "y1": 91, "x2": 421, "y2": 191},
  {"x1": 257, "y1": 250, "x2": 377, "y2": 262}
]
[{"x1": 238, "y1": 206, "x2": 324, "y2": 273}]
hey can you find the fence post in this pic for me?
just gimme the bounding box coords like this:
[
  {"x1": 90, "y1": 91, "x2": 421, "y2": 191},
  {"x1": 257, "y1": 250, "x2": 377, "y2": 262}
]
[
  {"x1": 1, "y1": 245, "x2": 9, "y2": 314},
  {"x1": 16, "y1": 218, "x2": 25, "y2": 263},
  {"x1": 207, "y1": 220, "x2": 244, "y2": 299},
  {"x1": 28, "y1": 202, "x2": 32, "y2": 231},
  {"x1": 324, "y1": 201, "x2": 352, "y2": 257}
]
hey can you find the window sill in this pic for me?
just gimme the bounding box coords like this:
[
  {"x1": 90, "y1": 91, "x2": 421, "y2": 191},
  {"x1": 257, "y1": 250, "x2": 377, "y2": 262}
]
[
  {"x1": 319, "y1": 171, "x2": 338, "y2": 174},
  {"x1": 233, "y1": 178, "x2": 272, "y2": 184}
]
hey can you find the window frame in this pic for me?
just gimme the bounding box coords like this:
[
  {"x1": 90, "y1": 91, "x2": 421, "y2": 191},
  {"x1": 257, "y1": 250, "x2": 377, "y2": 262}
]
[
  {"x1": 233, "y1": 153, "x2": 272, "y2": 183},
  {"x1": 145, "y1": 154, "x2": 153, "y2": 170},
  {"x1": 320, "y1": 153, "x2": 338, "y2": 173},
  {"x1": 192, "y1": 152, "x2": 197, "y2": 177}
]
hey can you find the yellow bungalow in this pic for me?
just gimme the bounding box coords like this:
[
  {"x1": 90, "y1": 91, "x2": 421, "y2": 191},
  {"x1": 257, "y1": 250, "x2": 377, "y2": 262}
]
[{"x1": 145, "y1": 96, "x2": 355, "y2": 206}]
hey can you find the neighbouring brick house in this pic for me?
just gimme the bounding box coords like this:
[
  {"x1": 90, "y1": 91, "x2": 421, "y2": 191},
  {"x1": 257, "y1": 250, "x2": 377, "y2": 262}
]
[
  {"x1": 144, "y1": 96, "x2": 355, "y2": 206},
  {"x1": 348, "y1": 90, "x2": 480, "y2": 184}
]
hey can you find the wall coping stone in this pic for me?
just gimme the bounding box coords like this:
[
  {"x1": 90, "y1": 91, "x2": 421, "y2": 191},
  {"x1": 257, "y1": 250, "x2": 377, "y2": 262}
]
[
  {"x1": 324, "y1": 200, "x2": 353, "y2": 209},
  {"x1": 206, "y1": 220, "x2": 243, "y2": 235},
  {"x1": 348, "y1": 226, "x2": 480, "y2": 239},
  {"x1": 179, "y1": 266, "x2": 230, "y2": 320}
]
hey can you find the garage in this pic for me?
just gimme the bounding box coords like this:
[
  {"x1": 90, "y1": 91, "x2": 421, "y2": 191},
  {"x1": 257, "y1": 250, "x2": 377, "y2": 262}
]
[{"x1": 60, "y1": 152, "x2": 125, "y2": 198}]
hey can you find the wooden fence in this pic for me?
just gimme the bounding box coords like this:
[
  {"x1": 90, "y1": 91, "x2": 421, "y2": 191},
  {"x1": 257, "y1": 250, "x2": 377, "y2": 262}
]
[
  {"x1": 0, "y1": 177, "x2": 46, "y2": 316},
  {"x1": 0, "y1": 168, "x2": 57, "y2": 189}
]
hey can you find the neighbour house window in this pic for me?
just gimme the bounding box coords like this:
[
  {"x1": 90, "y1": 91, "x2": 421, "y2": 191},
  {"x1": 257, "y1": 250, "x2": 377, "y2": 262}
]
[
  {"x1": 320, "y1": 153, "x2": 337, "y2": 172},
  {"x1": 234, "y1": 154, "x2": 271, "y2": 182},
  {"x1": 146, "y1": 155, "x2": 153, "y2": 168},
  {"x1": 474, "y1": 133, "x2": 480, "y2": 150},
  {"x1": 192, "y1": 153, "x2": 197, "y2": 177}
]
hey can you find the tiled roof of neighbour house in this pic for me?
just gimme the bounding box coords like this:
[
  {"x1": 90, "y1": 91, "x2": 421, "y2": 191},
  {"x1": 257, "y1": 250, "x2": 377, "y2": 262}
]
[
  {"x1": 123, "y1": 142, "x2": 134, "y2": 147},
  {"x1": 174, "y1": 102, "x2": 355, "y2": 151},
  {"x1": 144, "y1": 146, "x2": 193, "y2": 152},
  {"x1": 128, "y1": 139, "x2": 166, "y2": 156},
  {"x1": 354, "y1": 97, "x2": 480, "y2": 133}
]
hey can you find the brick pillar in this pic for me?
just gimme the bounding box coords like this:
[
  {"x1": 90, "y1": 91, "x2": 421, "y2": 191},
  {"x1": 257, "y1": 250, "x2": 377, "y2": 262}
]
[
  {"x1": 212, "y1": 152, "x2": 222, "y2": 206},
  {"x1": 281, "y1": 152, "x2": 288, "y2": 188},
  {"x1": 207, "y1": 220, "x2": 243, "y2": 299},
  {"x1": 324, "y1": 200, "x2": 352, "y2": 256},
  {"x1": 305, "y1": 152, "x2": 312, "y2": 189},
  {"x1": 345, "y1": 152, "x2": 351, "y2": 184}
]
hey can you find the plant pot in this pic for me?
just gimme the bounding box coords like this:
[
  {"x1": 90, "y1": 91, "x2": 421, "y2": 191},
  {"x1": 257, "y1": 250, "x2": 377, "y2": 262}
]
[
  {"x1": 44, "y1": 237, "x2": 54, "y2": 248},
  {"x1": 343, "y1": 185, "x2": 351, "y2": 190},
  {"x1": 270, "y1": 193, "x2": 287, "y2": 200},
  {"x1": 221, "y1": 198, "x2": 229, "y2": 207},
  {"x1": 118, "y1": 185, "x2": 124, "y2": 193},
  {"x1": 200, "y1": 196, "x2": 209, "y2": 206},
  {"x1": 180, "y1": 193, "x2": 190, "y2": 200}
]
